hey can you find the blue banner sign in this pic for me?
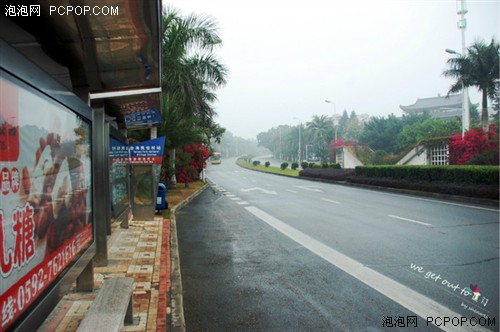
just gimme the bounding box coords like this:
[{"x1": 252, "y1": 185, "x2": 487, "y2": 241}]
[{"x1": 129, "y1": 136, "x2": 166, "y2": 164}]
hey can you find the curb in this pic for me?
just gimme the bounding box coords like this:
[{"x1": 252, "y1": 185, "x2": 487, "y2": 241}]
[{"x1": 169, "y1": 183, "x2": 209, "y2": 332}]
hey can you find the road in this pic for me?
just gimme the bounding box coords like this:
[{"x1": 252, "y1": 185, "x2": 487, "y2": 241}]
[{"x1": 176, "y1": 158, "x2": 499, "y2": 331}]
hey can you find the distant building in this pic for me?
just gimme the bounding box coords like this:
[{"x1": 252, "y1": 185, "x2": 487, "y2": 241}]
[{"x1": 400, "y1": 94, "x2": 466, "y2": 120}]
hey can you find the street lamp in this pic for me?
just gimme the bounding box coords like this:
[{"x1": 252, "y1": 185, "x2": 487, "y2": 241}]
[
  {"x1": 293, "y1": 117, "x2": 302, "y2": 163},
  {"x1": 305, "y1": 144, "x2": 312, "y2": 162},
  {"x1": 446, "y1": 0, "x2": 469, "y2": 138},
  {"x1": 445, "y1": 48, "x2": 470, "y2": 137},
  {"x1": 324, "y1": 100, "x2": 338, "y2": 143}
]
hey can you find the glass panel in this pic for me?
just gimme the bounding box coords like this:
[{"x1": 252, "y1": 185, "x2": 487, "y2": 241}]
[{"x1": 131, "y1": 165, "x2": 153, "y2": 205}]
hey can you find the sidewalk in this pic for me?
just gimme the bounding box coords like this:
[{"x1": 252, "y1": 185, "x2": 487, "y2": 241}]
[
  {"x1": 36, "y1": 182, "x2": 208, "y2": 332},
  {"x1": 37, "y1": 216, "x2": 171, "y2": 331}
]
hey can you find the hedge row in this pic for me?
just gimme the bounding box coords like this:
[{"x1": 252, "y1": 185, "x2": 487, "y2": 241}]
[{"x1": 354, "y1": 165, "x2": 499, "y2": 185}]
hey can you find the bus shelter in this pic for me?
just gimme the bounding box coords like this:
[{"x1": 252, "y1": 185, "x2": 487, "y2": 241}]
[{"x1": 0, "y1": 1, "x2": 162, "y2": 330}]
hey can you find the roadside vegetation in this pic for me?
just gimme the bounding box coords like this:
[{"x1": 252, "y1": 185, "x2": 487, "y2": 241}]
[
  {"x1": 238, "y1": 156, "x2": 498, "y2": 200},
  {"x1": 237, "y1": 157, "x2": 300, "y2": 177},
  {"x1": 301, "y1": 165, "x2": 499, "y2": 200}
]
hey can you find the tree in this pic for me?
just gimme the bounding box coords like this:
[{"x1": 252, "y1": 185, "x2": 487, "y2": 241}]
[
  {"x1": 337, "y1": 109, "x2": 349, "y2": 139},
  {"x1": 159, "y1": 7, "x2": 228, "y2": 185},
  {"x1": 306, "y1": 115, "x2": 332, "y2": 163},
  {"x1": 396, "y1": 118, "x2": 461, "y2": 151},
  {"x1": 359, "y1": 114, "x2": 403, "y2": 153},
  {"x1": 343, "y1": 110, "x2": 363, "y2": 142},
  {"x1": 161, "y1": 7, "x2": 227, "y2": 117},
  {"x1": 444, "y1": 38, "x2": 499, "y2": 131}
]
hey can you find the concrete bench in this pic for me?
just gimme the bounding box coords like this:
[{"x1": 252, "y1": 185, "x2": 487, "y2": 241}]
[{"x1": 77, "y1": 277, "x2": 134, "y2": 332}]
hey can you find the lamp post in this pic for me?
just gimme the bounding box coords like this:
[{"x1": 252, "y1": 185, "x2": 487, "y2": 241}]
[
  {"x1": 324, "y1": 100, "x2": 338, "y2": 143},
  {"x1": 293, "y1": 117, "x2": 302, "y2": 163},
  {"x1": 446, "y1": 48, "x2": 470, "y2": 137},
  {"x1": 305, "y1": 144, "x2": 312, "y2": 162},
  {"x1": 446, "y1": 0, "x2": 469, "y2": 138}
]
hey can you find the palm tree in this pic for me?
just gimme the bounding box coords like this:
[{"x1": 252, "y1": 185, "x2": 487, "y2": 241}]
[
  {"x1": 306, "y1": 115, "x2": 332, "y2": 163},
  {"x1": 160, "y1": 7, "x2": 228, "y2": 185},
  {"x1": 444, "y1": 38, "x2": 499, "y2": 131},
  {"x1": 162, "y1": 7, "x2": 227, "y2": 119}
]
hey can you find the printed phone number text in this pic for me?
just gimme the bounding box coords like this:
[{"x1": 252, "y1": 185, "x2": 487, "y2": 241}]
[{"x1": 1, "y1": 240, "x2": 78, "y2": 328}]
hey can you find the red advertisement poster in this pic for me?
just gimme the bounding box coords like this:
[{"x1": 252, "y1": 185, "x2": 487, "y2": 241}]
[{"x1": 0, "y1": 72, "x2": 93, "y2": 331}]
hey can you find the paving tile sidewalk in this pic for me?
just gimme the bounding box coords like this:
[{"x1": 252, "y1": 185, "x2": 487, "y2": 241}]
[{"x1": 37, "y1": 216, "x2": 171, "y2": 332}]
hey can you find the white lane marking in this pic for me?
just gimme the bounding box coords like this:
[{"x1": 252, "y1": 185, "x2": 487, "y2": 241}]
[
  {"x1": 225, "y1": 194, "x2": 235, "y2": 197},
  {"x1": 286, "y1": 190, "x2": 298, "y2": 194},
  {"x1": 380, "y1": 192, "x2": 499, "y2": 213},
  {"x1": 293, "y1": 185, "x2": 324, "y2": 193},
  {"x1": 241, "y1": 187, "x2": 277, "y2": 195},
  {"x1": 321, "y1": 198, "x2": 340, "y2": 204},
  {"x1": 388, "y1": 215, "x2": 432, "y2": 227},
  {"x1": 244, "y1": 206, "x2": 484, "y2": 331},
  {"x1": 237, "y1": 201, "x2": 249, "y2": 205},
  {"x1": 230, "y1": 197, "x2": 241, "y2": 201}
]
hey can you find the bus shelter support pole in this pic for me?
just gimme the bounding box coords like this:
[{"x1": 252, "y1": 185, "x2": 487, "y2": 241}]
[{"x1": 92, "y1": 104, "x2": 109, "y2": 266}]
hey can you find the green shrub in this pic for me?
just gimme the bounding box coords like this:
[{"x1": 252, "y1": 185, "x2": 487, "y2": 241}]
[
  {"x1": 280, "y1": 162, "x2": 289, "y2": 170},
  {"x1": 291, "y1": 162, "x2": 299, "y2": 170},
  {"x1": 301, "y1": 162, "x2": 309, "y2": 169},
  {"x1": 265, "y1": 161, "x2": 270, "y2": 167},
  {"x1": 252, "y1": 160, "x2": 261, "y2": 166},
  {"x1": 355, "y1": 165, "x2": 499, "y2": 185},
  {"x1": 330, "y1": 163, "x2": 341, "y2": 168}
]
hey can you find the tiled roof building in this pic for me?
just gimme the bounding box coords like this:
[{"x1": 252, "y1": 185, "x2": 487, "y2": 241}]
[{"x1": 400, "y1": 94, "x2": 466, "y2": 120}]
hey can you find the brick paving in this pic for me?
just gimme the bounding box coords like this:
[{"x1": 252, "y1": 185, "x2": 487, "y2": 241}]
[{"x1": 37, "y1": 216, "x2": 171, "y2": 332}]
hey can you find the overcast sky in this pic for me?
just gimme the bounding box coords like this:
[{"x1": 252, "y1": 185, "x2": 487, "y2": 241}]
[{"x1": 164, "y1": 0, "x2": 499, "y2": 139}]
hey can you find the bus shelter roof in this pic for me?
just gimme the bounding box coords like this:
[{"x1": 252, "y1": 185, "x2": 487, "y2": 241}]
[{"x1": 0, "y1": 0, "x2": 162, "y2": 130}]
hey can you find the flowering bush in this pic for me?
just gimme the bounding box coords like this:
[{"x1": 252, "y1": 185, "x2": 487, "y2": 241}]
[
  {"x1": 448, "y1": 125, "x2": 499, "y2": 165},
  {"x1": 175, "y1": 143, "x2": 210, "y2": 183}
]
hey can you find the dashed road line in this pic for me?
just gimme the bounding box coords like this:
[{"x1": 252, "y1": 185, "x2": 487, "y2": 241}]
[
  {"x1": 321, "y1": 198, "x2": 340, "y2": 204},
  {"x1": 388, "y1": 215, "x2": 432, "y2": 227},
  {"x1": 380, "y1": 192, "x2": 499, "y2": 213}
]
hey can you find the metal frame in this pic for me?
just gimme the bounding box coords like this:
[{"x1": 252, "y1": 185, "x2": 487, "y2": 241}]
[
  {"x1": 109, "y1": 126, "x2": 132, "y2": 228},
  {"x1": 90, "y1": 87, "x2": 162, "y2": 100}
]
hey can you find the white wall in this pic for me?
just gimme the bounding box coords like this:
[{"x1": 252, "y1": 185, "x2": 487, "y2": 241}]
[
  {"x1": 397, "y1": 146, "x2": 428, "y2": 165},
  {"x1": 342, "y1": 147, "x2": 363, "y2": 168}
]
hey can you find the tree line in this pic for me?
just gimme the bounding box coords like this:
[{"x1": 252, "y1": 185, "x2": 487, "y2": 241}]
[
  {"x1": 258, "y1": 38, "x2": 499, "y2": 165},
  {"x1": 257, "y1": 111, "x2": 465, "y2": 164}
]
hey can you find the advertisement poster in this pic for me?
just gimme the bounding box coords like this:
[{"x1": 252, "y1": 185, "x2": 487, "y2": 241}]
[{"x1": 0, "y1": 72, "x2": 93, "y2": 330}]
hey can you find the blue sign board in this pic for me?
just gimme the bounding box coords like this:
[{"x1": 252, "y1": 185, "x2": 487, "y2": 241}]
[{"x1": 129, "y1": 136, "x2": 166, "y2": 164}]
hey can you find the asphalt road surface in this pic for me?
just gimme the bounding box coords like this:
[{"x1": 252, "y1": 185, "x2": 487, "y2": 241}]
[{"x1": 176, "y1": 158, "x2": 499, "y2": 331}]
